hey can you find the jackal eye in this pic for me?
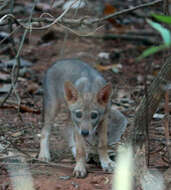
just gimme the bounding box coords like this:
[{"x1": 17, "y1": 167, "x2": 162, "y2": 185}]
[
  {"x1": 75, "y1": 110, "x2": 82, "y2": 119},
  {"x1": 91, "y1": 111, "x2": 98, "y2": 120}
]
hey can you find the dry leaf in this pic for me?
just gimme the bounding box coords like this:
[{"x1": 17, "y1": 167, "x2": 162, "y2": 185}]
[
  {"x1": 104, "y1": 3, "x2": 122, "y2": 28},
  {"x1": 95, "y1": 64, "x2": 122, "y2": 73}
]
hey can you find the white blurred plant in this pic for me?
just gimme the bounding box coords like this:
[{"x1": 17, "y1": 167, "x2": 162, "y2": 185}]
[
  {"x1": 7, "y1": 157, "x2": 35, "y2": 190},
  {"x1": 112, "y1": 144, "x2": 165, "y2": 190},
  {"x1": 112, "y1": 144, "x2": 134, "y2": 190}
]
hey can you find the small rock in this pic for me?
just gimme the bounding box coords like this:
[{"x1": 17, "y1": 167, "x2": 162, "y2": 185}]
[
  {"x1": 0, "y1": 32, "x2": 10, "y2": 44},
  {"x1": 111, "y1": 64, "x2": 122, "y2": 73},
  {"x1": 0, "y1": 72, "x2": 11, "y2": 82},
  {"x1": 0, "y1": 84, "x2": 11, "y2": 94},
  {"x1": 63, "y1": 0, "x2": 85, "y2": 10},
  {"x1": 59, "y1": 176, "x2": 71, "y2": 180},
  {"x1": 71, "y1": 182, "x2": 79, "y2": 189},
  {"x1": 35, "y1": 3, "x2": 51, "y2": 11},
  {"x1": 153, "y1": 113, "x2": 165, "y2": 119},
  {"x1": 98, "y1": 52, "x2": 110, "y2": 60},
  {"x1": 52, "y1": 0, "x2": 64, "y2": 8}
]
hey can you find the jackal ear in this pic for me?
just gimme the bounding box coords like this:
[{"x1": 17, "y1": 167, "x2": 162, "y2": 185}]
[
  {"x1": 64, "y1": 81, "x2": 79, "y2": 104},
  {"x1": 97, "y1": 83, "x2": 112, "y2": 106}
]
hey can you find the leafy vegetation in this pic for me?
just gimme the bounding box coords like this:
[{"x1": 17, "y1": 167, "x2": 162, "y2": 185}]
[{"x1": 137, "y1": 15, "x2": 171, "y2": 60}]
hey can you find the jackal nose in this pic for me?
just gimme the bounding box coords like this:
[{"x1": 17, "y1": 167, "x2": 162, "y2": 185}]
[{"x1": 81, "y1": 130, "x2": 89, "y2": 137}]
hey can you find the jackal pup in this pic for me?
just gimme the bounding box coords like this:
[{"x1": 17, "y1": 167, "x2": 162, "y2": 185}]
[{"x1": 39, "y1": 59, "x2": 127, "y2": 178}]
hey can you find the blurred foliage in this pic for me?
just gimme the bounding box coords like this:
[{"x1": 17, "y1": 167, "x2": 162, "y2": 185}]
[{"x1": 137, "y1": 15, "x2": 171, "y2": 61}]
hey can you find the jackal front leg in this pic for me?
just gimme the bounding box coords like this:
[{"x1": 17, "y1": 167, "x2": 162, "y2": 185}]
[
  {"x1": 98, "y1": 119, "x2": 115, "y2": 172},
  {"x1": 39, "y1": 99, "x2": 58, "y2": 161},
  {"x1": 39, "y1": 121, "x2": 52, "y2": 161},
  {"x1": 73, "y1": 131, "x2": 87, "y2": 178}
]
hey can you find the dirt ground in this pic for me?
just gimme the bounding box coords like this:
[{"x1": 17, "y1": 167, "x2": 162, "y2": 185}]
[{"x1": 0, "y1": 1, "x2": 171, "y2": 190}]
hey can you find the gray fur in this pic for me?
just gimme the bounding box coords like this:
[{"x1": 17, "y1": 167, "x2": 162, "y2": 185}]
[{"x1": 39, "y1": 59, "x2": 128, "y2": 177}]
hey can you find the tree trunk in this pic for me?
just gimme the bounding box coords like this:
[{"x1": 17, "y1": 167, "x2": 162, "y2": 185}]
[
  {"x1": 134, "y1": 56, "x2": 171, "y2": 141},
  {"x1": 131, "y1": 56, "x2": 171, "y2": 188}
]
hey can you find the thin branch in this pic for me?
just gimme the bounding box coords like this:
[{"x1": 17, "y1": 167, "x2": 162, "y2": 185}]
[
  {"x1": 9, "y1": 0, "x2": 17, "y2": 54},
  {"x1": 0, "y1": 0, "x2": 10, "y2": 11},
  {"x1": 0, "y1": 0, "x2": 163, "y2": 32},
  {"x1": 0, "y1": 0, "x2": 79, "y2": 30},
  {"x1": 58, "y1": 22, "x2": 104, "y2": 37},
  {"x1": 0, "y1": 0, "x2": 38, "y2": 106},
  {"x1": 89, "y1": 0, "x2": 163, "y2": 24},
  {"x1": 59, "y1": 0, "x2": 81, "y2": 57},
  {"x1": 82, "y1": 33, "x2": 157, "y2": 45},
  {"x1": 34, "y1": 0, "x2": 79, "y2": 29}
]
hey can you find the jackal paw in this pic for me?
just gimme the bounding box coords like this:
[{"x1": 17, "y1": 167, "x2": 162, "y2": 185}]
[
  {"x1": 38, "y1": 152, "x2": 51, "y2": 162},
  {"x1": 100, "y1": 159, "x2": 115, "y2": 173},
  {"x1": 73, "y1": 163, "x2": 87, "y2": 178}
]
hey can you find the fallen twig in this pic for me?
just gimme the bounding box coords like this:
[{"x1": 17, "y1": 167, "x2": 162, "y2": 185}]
[
  {"x1": 84, "y1": 33, "x2": 158, "y2": 45},
  {"x1": 90, "y1": 0, "x2": 163, "y2": 24},
  {"x1": 0, "y1": 101, "x2": 41, "y2": 114},
  {"x1": 28, "y1": 158, "x2": 113, "y2": 174}
]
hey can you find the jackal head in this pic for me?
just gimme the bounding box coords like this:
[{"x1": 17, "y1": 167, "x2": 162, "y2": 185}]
[{"x1": 64, "y1": 81, "x2": 112, "y2": 137}]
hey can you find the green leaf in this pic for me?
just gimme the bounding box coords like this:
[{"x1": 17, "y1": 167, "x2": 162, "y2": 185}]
[
  {"x1": 147, "y1": 19, "x2": 171, "y2": 46},
  {"x1": 136, "y1": 44, "x2": 168, "y2": 61},
  {"x1": 137, "y1": 19, "x2": 171, "y2": 60},
  {"x1": 151, "y1": 14, "x2": 171, "y2": 24}
]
